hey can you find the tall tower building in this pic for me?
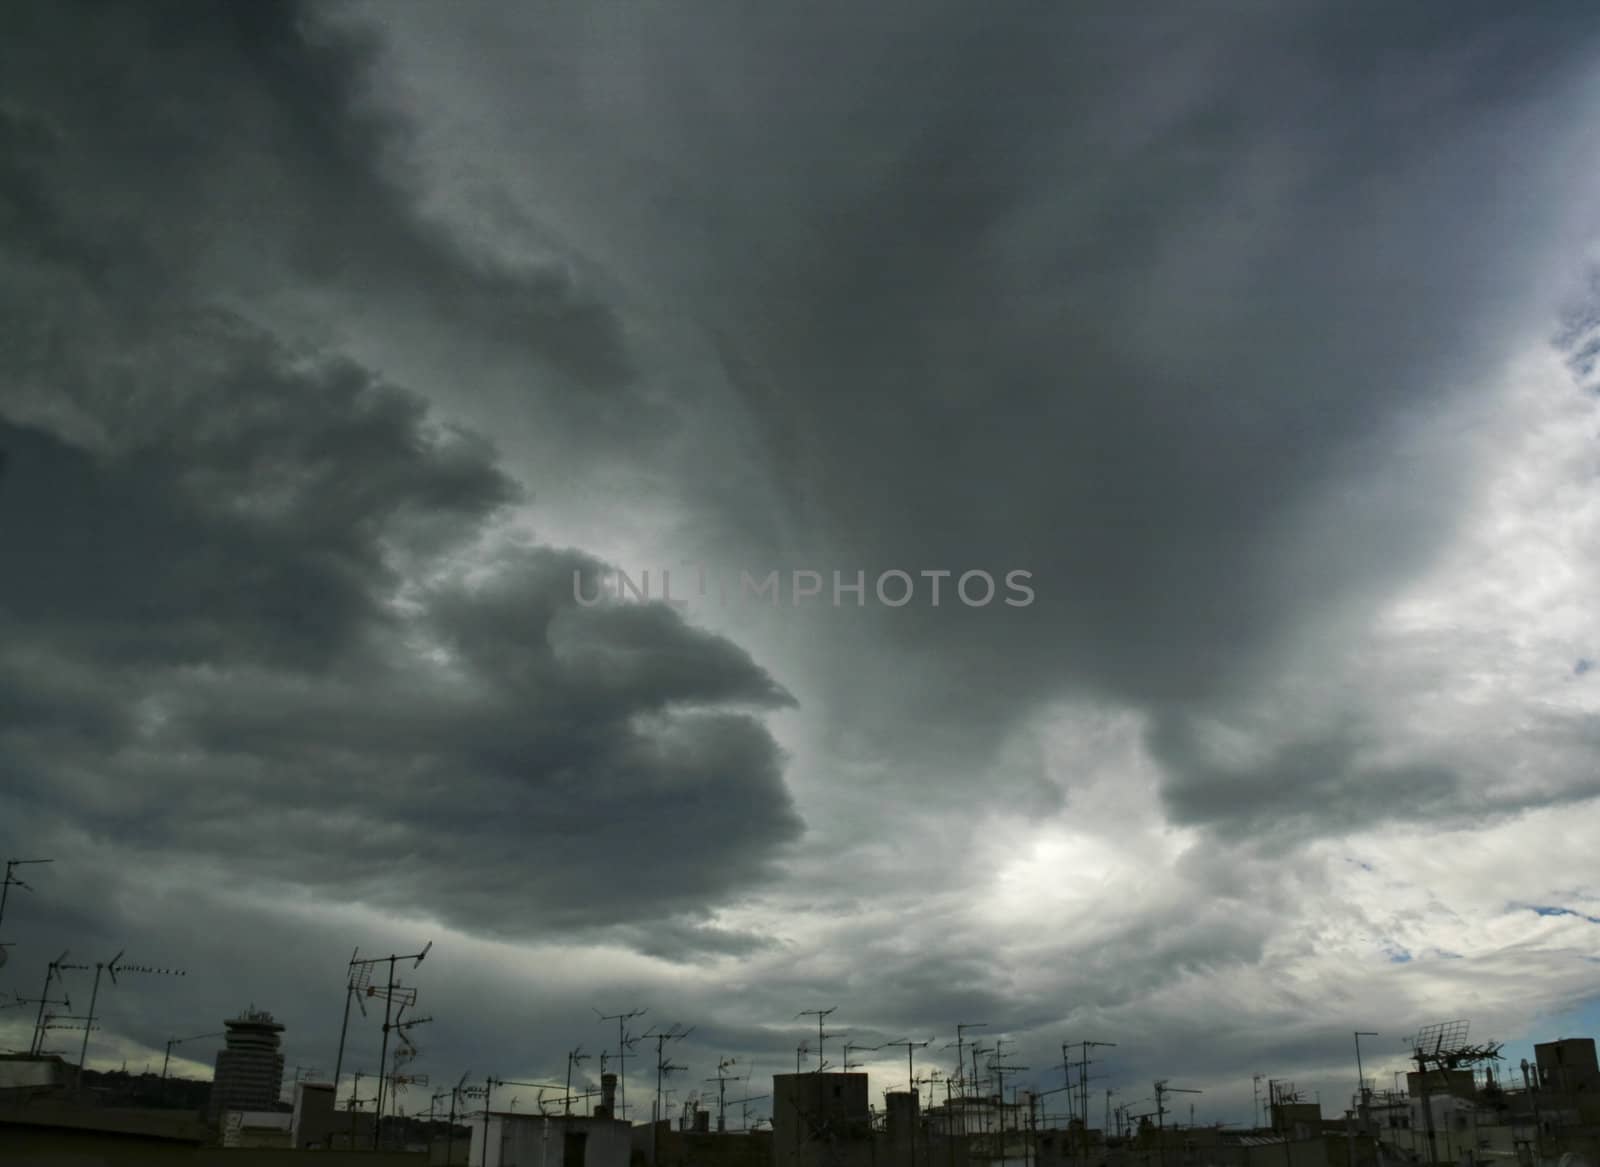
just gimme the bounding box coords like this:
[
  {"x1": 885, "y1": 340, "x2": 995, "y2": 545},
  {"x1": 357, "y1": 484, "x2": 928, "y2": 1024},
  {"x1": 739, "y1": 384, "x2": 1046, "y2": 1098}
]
[{"x1": 207, "y1": 1007, "x2": 286, "y2": 1122}]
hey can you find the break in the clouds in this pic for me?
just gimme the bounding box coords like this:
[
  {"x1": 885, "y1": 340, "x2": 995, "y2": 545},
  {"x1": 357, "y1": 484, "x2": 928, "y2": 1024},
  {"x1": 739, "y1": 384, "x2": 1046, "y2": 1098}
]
[{"x1": 4, "y1": 0, "x2": 1600, "y2": 1126}]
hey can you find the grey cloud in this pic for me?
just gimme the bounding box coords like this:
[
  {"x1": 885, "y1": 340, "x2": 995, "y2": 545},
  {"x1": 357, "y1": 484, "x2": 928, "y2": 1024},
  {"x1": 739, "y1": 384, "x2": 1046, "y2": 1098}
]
[
  {"x1": 0, "y1": 0, "x2": 631, "y2": 392},
  {"x1": 367, "y1": 0, "x2": 1600, "y2": 839},
  {"x1": 6, "y1": 0, "x2": 1600, "y2": 1124},
  {"x1": 0, "y1": 333, "x2": 516, "y2": 672},
  {"x1": 1, "y1": 0, "x2": 806, "y2": 940},
  {"x1": 0, "y1": 304, "x2": 798, "y2": 940},
  {"x1": 0, "y1": 419, "x2": 803, "y2": 931}
]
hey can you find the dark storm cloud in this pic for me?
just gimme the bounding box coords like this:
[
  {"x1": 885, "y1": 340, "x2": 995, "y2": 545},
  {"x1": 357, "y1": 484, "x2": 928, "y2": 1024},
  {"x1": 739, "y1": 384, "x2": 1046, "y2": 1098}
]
[
  {"x1": 0, "y1": 343, "x2": 512, "y2": 671},
  {"x1": 371, "y1": 0, "x2": 1600, "y2": 837},
  {"x1": 0, "y1": 0, "x2": 630, "y2": 391},
  {"x1": 0, "y1": 375, "x2": 802, "y2": 930},
  {"x1": 0, "y1": 0, "x2": 802, "y2": 936}
]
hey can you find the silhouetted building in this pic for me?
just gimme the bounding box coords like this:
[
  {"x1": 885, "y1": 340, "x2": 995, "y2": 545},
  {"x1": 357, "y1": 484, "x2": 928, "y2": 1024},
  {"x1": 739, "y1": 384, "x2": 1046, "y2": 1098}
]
[
  {"x1": 206, "y1": 1008, "x2": 285, "y2": 1123},
  {"x1": 773, "y1": 1073, "x2": 873, "y2": 1167},
  {"x1": 1535, "y1": 1038, "x2": 1600, "y2": 1095}
]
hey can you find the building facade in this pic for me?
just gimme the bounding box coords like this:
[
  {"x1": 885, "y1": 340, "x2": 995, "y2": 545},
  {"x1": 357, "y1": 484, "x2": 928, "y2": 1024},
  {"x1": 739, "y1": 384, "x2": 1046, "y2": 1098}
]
[{"x1": 206, "y1": 1008, "x2": 285, "y2": 1123}]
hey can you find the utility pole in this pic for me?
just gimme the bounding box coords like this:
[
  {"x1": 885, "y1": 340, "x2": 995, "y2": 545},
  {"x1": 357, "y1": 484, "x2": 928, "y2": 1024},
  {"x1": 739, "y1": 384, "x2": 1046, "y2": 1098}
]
[
  {"x1": 597, "y1": 1006, "x2": 647, "y2": 1122},
  {"x1": 1253, "y1": 1075, "x2": 1264, "y2": 1130},
  {"x1": 798, "y1": 1009, "x2": 838, "y2": 1073}
]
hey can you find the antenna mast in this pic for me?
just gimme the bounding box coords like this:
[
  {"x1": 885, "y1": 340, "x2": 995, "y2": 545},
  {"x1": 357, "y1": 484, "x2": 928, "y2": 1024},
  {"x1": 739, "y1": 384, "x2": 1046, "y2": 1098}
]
[
  {"x1": 28, "y1": 951, "x2": 84, "y2": 1055},
  {"x1": 643, "y1": 1022, "x2": 692, "y2": 1165},
  {"x1": 707, "y1": 1057, "x2": 738, "y2": 1132},
  {"x1": 77, "y1": 949, "x2": 186, "y2": 1082},
  {"x1": 596, "y1": 1005, "x2": 647, "y2": 1121},
  {"x1": 0, "y1": 858, "x2": 51, "y2": 960},
  {"x1": 797, "y1": 1009, "x2": 839, "y2": 1073},
  {"x1": 345, "y1": 940, "x2": 431, "y2": 1149},
  {"x1": 955, "y1": 1023, "x2": 989, "y2": 1099}
]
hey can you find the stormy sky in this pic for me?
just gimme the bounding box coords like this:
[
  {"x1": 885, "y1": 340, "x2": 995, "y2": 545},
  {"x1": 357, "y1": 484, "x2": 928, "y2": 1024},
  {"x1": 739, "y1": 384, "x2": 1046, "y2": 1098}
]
[{"x1": 4, "y1": 0, "x2": 1600, "y2": 1128}]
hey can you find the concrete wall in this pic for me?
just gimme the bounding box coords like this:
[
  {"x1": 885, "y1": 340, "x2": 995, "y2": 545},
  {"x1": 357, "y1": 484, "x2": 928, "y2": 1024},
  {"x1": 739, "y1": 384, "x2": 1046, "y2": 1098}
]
[
  {"x1": 772, "y1": 1073, "x2": 874, "y2": 1167},
  {"x1": 650, "y1": 1127, "x2": 773, "y2": 1167},
  {"x1": 1535, "y1": 1042, "x2": 1600, "y2": 1094},
  {"x1": 291, "y1": 1081, "x2": 337, "y2": 1148},
  {"x1": 468, "y1": 1112, "x2": 634, "y2": 1167},
  {"x1": 0, "y1": 1126, "x2": 425, "y2": 1166},
  {"x1": 0, "y1": 1053, "x2": 72, "y2": 1092}
]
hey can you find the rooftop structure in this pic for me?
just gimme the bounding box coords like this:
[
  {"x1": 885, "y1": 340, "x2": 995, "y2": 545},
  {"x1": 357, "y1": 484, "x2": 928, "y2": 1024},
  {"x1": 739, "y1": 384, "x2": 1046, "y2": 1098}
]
[{"x1": 206, "y1": 1007, "x2": 286, "y2": 1124}]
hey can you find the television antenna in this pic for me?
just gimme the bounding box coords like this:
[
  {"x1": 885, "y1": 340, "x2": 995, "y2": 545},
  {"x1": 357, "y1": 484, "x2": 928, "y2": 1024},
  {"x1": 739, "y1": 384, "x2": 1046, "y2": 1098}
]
[
  {"x1": 596, "y1": 1006, "x2": 647, "y2": 1121},
  {"x1": 1074, "y1": 1040, "x2": 1117, "y2": 1157},
  {"x1": 443, "y1": 1070, "x2": 472, "y2": 1165},
  {"x1": 1353, "y1": 1031, "x2": 1379, "y2": 1112},
  {"x1": 643, "y1": 1022, "x2": 692, "y2": 1165},
  {"x1": 843, "y1": 1041, "x2": 880, "y2": 1072},
  {"x1": 707, "y1": 1057, "x2": 738, "y2": 1132},
  {"x1": 1153, "y1": 1081, "x2": 1201, "y2": 1167},
  {"x1": 332, "y1": 948, "x2": 371, "y2": 1102},
  {"x1": 1406, "y1": 1020, "x2": 1502, "y2": 1165},
  {"x1": 954, "y1": 1023, "x2": 989, "y2": 1096},
  {"x1": 337, "y1": 941, "x2": 430, "y2": 1149},
  {"x1": 729, "y1": 1091, "x2": 771, "y2": 1132},
  {"x1": 798, "y1": 1008, "x2": 838, "y2": 1072},
  {"x1": 77, "y1": 949, "x2": 186, "y2": 1079},
  {"x1": 0, "y1": 858, "x2": 52, "y2": 949},
  {"x1": 34, "y1": 1010, "x2": 99, "y2": 1057},
  {"x1": 882, "y1": 1039, "x2": 933, "y2": 1094},
  {"x1": 566, "y1": 1046, "x2": 591, "y2": 1116},
  {"x1": 26, "y1": 951, "x2": 85, "y2": 1055},
  {"x1": 162, "y1": 1031, "x2": 224, "y2": 1081},
  {"x1": 643, "y1": 1023, "x2": 694, "y2": 1122},
  {"x1": 385, "y1": 1013, "x2": 432, "y2": 1120}
]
